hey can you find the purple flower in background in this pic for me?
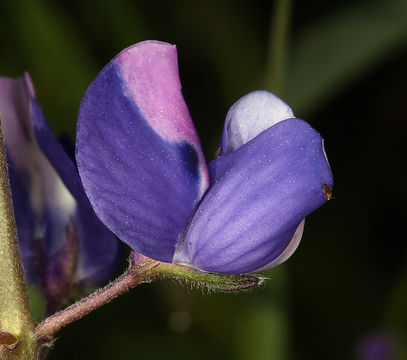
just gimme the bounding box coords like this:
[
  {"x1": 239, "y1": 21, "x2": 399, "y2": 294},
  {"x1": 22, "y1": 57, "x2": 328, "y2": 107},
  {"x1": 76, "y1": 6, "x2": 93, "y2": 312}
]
[
  {"x1": 76, "y1": 40, "x2": 333, "y2": 274},
  {"x1": 0, "y1": 74, "x2": 120, "y2": 311},
  {"x1": 357, "y1": 332, "x2": 396, "y2": 360}
]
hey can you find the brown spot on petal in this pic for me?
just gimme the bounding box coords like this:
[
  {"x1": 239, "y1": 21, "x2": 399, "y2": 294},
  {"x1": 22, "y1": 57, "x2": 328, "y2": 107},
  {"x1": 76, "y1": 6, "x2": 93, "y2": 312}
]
[
  {"x1": 322, "y1": 182, "x2": 333, "y2": 201},
  {"x1": 213, "y1": 146, "x2": 222, "y2": 159}
]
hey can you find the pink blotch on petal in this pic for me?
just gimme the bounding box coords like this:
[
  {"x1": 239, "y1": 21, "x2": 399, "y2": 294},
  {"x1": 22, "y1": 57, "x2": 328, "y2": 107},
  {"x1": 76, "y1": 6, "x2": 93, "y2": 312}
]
[{"x1": 115, "y1": 41, "x2": 209, "y2": 192}]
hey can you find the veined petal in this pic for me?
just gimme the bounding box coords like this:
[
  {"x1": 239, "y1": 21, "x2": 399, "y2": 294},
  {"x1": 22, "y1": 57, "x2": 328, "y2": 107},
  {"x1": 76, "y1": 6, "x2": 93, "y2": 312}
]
[
  {"x1": 174, "y1": 119, "x2": 333, "y2": 273},
  {"x1": 220, "y1": 90, "x2": 294, "y2": 154},
  {"x1": 76, "y1": 41, "x2": 209, "y2": 262}
]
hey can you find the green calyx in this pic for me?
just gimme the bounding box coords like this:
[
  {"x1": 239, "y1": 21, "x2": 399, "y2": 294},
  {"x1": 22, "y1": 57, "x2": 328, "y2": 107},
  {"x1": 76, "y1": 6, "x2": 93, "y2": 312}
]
[
  {"x1": 0, "y1": 117, "x2": 37, "y2": 359},
  {"x1": 141, "y1": 260, "x2": 266, "y2": 292}
]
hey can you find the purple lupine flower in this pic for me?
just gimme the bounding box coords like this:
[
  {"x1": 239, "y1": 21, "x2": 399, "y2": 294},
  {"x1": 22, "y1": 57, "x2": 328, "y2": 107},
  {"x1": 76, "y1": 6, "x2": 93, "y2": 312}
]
[
  {"x1": 0, "y1": 74, "x2": 120, "y2": 310},
  {"x1": 76, "y1": 40, "x2": 333, "y2": 274}
]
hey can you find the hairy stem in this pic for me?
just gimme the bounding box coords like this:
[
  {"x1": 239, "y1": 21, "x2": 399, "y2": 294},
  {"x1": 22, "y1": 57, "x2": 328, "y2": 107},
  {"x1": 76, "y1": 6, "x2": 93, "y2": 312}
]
[
  {"x1": 0, "y1": 117, "x2": 36, "y2": 359},
  {"x1": 35, "y1": 255, "x2": 265, "y2": 339},
  {"x1": 35, "y1": 260, "x2": 160, "y2": 338}
]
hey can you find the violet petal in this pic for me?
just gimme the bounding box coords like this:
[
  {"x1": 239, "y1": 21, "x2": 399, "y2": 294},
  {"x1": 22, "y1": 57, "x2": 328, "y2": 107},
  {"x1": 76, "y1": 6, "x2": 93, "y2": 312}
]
[
  {"x1": 174, "y1": 118, "x2": 333, "y2": 273},
  {"x1": 0, "y1": 75, "x2": 119, "y2": 286},
  {"x1": 31, "y1": 87, "x2": 120, "y2": 283},
  {"x1": 76, "y1": 41, "x2": 209, "y2": 262}
]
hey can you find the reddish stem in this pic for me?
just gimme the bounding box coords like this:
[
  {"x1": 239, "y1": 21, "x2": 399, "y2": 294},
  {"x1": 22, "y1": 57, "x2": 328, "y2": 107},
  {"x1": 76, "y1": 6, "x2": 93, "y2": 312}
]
[{"x1": 35, "y1": 262, "x2": 159, "y2": 338}]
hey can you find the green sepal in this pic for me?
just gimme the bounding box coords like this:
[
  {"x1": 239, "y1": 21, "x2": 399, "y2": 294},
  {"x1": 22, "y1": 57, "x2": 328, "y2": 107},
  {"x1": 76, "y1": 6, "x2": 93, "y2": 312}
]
[{"x1": 149, "y1": 262, "x2": 266, "y2": 292}]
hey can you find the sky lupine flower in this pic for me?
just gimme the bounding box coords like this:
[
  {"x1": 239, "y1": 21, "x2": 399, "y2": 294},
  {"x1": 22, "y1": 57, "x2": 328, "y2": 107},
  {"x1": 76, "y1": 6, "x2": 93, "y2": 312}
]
[
  {"x1": 76, "y1": 40, "x2": 333, "y2": 274},
  {"x1": 0, "y1": 74, "x2": 120, "y2": 311}
]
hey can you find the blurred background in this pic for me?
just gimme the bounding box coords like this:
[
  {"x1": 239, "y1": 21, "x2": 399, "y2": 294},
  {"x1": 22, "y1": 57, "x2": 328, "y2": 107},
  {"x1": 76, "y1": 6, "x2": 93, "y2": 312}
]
[{"x1": 1, "y1": 0, "x2": 407, "y2": 359}]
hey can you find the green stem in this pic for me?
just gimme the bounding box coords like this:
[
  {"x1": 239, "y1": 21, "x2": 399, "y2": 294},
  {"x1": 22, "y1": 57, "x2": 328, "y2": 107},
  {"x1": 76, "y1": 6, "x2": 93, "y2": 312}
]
[
  {"x1": 0, "y1": 117, "x2": 36, "y2": 359},
  {"x1": 264, "y1": 0, "x2": 292, "y2": 95}
]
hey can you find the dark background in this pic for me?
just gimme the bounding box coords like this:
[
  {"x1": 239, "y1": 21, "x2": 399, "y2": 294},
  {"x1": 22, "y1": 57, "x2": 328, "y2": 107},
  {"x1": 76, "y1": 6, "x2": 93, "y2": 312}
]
[{"x1": 1, "y1": 0, "x2": 406, "y2": 359}]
